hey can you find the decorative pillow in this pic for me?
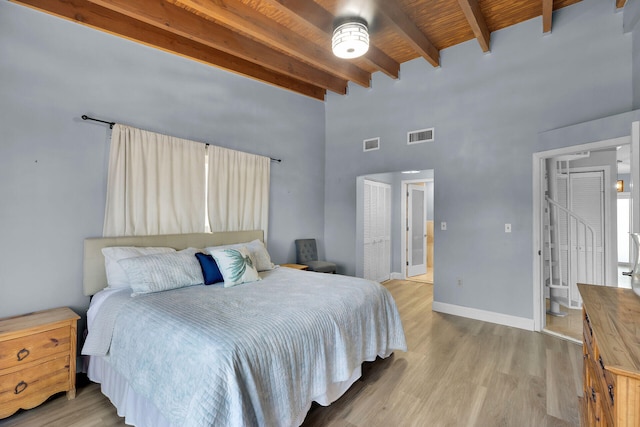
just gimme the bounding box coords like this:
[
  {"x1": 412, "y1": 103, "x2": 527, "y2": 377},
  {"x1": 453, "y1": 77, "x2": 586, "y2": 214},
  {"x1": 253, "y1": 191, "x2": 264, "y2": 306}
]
[
  {"x1": 102, "y1": 246, "x2": 176, "y2": 289},
  {"x1": 118, "y1": 248, "x2": 204, "y2": 296},
  {"x1": 244, "y1": 239, "x2": 275, "y2": 271},
  {"x1": 195, "y1": 252, "x2": 224, "y2": 285},
  {"x1": 208, "y1": 246, "x2": 261, "y2": 288},
  {"x1": 205, "y1": 239, "x2": 275, "y2": 272}
]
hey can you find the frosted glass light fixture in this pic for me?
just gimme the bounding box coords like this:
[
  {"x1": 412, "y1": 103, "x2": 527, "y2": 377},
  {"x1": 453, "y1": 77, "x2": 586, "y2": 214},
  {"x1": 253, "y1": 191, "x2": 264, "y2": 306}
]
[{"x1": 332, "y1": 18, "x2": 369, "y2": 59}]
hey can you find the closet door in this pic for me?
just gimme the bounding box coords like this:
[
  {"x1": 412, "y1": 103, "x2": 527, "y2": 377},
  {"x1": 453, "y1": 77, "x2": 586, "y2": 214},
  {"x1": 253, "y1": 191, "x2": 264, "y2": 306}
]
[
  {"x1": 569, "y1": 172, "x2": 605, "y2": 288},
  {"x1": 556, "y1": 171, "x2": 605, "y2": 308},
  {"x1": 363, "y1": 180, "x2": 391, "y2": 282}
]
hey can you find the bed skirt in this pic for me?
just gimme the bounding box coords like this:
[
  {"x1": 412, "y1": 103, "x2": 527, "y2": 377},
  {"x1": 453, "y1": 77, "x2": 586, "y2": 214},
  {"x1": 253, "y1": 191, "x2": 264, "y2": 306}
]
[{"x1": 87, "y1": 355, "x2": 362, "y2": 426}]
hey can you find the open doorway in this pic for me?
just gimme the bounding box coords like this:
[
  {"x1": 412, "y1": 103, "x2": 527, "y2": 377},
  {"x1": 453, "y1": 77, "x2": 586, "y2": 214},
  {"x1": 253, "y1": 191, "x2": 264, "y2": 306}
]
[
  {"x1": 355, "y1": 170, "x2": 434, "y2": 283},
  {"x1": 533, "y1": 134, "x2": 636, "y2": 342}
]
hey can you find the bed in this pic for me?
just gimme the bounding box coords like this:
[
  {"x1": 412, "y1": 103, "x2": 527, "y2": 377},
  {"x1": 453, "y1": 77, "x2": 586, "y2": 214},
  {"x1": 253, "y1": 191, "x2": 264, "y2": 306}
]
[{"x1": 81, "y1": 231, "x2": 406, "y2": 427}]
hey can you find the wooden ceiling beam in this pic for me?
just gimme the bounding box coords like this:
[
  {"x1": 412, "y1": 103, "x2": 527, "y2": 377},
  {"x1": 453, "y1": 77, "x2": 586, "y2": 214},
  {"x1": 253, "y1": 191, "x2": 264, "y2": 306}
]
[
  {"x1": 542, "y1": 0, "x2": 553, "y2": 33},
  {"x1": 364, "y1": 46, "x2": 401, "y2": 79},
  {"x1": 263, "y1": 0, "x2": 400, "y2": 79},
  {"x1": 617, "y1": 0, "x2": 627, "y2": 8},
  {"x1": 457, "y1": 0, "x2": 491, "y2": 52},
  {"x1": 168, "y1": 0, "x2": 371, "y2": 88},
  {"x1": 84, "y1": 0, "x2": 347, "y2": 94},
  {"x1": 376, "y1": 0, "x2": 440, "y2": 67},
  {"x1": 10, "y1": 0, "x2": 328, "y2": 100}
]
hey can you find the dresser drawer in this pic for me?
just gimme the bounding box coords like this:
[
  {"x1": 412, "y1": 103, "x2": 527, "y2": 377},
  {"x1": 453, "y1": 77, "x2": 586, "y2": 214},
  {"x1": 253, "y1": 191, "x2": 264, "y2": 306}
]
[
  {"x1": 0, "y1": 355, "x2": 70, "y2": 418},
  {"x1": 0, "y1": 327, "x2": 70, "y2": 371},
  {"x1": 594, "y1": 354, "x2": 616, "y2": 426}
]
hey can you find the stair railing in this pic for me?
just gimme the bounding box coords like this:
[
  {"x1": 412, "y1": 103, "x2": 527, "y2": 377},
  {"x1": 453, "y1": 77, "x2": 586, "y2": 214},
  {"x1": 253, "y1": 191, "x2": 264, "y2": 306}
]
[{"x1": 545, "y1": 196, "x2": 597, "y2": 307}]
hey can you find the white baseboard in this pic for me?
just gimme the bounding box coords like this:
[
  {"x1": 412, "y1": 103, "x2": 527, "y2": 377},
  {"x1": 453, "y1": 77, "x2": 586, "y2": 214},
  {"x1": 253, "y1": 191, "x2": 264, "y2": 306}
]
[
  {"x1": 390, "y1": 272, "x2": 403, "y2": 280},
  {"x1": 432, "y1": 301, "x2": 535, "y2": 331}
]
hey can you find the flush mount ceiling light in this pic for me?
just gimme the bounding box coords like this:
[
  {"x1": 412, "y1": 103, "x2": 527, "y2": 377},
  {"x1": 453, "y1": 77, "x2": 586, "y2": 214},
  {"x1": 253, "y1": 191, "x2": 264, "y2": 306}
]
[{"x1": 332, "y1": 17, "x2": 369, "y2": 59}]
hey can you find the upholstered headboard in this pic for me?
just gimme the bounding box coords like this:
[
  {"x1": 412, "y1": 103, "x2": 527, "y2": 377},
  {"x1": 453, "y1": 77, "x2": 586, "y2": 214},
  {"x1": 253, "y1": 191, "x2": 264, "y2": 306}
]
[{"x1": 83, "y1": 230, "x2": 264, "y2": 296}]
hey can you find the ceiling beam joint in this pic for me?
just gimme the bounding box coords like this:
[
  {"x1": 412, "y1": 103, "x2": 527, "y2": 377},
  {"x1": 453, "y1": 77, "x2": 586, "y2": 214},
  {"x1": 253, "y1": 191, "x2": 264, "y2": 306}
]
[
  {"x1": 457, "y1": 0, "x2": 490, "y2": 52},
  {"x1": 542, "y1": 0, "x2": 553, "y2": 33},
  {"x1": 376, "y1": 0, "x2": 440, "y2": 67}
]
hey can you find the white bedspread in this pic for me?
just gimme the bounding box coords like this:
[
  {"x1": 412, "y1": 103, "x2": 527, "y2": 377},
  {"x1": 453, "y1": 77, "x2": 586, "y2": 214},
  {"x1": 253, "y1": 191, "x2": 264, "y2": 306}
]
[{"x1": 82, "y1": 268, "x2": 406, "y2": 427}]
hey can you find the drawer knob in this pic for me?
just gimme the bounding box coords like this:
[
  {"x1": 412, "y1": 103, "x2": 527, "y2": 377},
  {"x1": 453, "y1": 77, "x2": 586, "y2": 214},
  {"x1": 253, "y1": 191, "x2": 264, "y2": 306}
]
[
  {"x1": 14, "y1": 381, "x2": 28, "y2": 395},
  {"x1": 16, "y1": 348, "x2": 30, "y2": 361}
]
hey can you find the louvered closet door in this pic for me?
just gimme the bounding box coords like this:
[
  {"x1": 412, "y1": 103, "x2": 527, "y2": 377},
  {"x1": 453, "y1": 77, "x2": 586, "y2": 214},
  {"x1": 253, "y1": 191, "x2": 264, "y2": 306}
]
[
  {"x1": 556, "y1": 171, "x2": 605, "y2": 307},
  {"x1": 555, "y1": 171, "x2": 605, "y2": 307},
  {"x1": 569, "y1": 172, "x2": 605, "y2": 293},
  {"x1": 363, "y1": 180, "x2": 391, "y2": 282}
]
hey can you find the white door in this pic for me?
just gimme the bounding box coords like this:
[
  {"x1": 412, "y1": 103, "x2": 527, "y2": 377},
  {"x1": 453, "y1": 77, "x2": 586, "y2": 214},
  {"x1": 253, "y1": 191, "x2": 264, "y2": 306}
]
[
  {"x1": 407, "y1": 183, "x2": 427, "y2": 277},
  {"x1": 556, "y1": 171, "x2": 605, "y2": 306},
  {"x1": 363, "y1": 180, "x2": 391, "y2": 282}
]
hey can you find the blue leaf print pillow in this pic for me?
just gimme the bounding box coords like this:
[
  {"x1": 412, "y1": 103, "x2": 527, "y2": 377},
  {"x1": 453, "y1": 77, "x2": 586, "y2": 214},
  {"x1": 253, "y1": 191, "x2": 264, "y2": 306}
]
[{"x1": 208, "y1": 246, "x2": 261, "y2": 288}]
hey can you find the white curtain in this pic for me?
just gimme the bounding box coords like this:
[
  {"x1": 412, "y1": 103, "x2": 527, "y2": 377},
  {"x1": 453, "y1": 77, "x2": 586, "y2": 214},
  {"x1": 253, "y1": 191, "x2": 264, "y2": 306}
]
[
  {"x1": 207, "y1": 145, "x2": 270, "y2": 241},
  {"x1": 103, "y1": 124, "x2": 207, "y2": 236}
]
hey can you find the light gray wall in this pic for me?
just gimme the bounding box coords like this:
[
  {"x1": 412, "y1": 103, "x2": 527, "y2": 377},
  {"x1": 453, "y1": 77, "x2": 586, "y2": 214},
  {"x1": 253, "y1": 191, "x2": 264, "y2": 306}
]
[
  {"x1": 325, "y1": 0, "x2": 632, "y2": 320},
  {"x1": 625, "y1": 0, "x2": 640, "y2": 109},
  {"x1": 0, "y1": 3, "x2": 325, "y2": 319},
  {"x1": 618, "y1": 173, "x2": 631, "y2": 185}
]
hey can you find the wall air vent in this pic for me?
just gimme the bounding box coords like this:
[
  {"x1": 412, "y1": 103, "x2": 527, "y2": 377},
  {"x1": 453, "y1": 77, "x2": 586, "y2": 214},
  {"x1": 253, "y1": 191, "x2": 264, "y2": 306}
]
[
  {"x1": 407, "y1": 128, "x2": 434, "y2": 145},
  {"x1": 363, "y1": 137, "x2": 380, "y2": 152}
]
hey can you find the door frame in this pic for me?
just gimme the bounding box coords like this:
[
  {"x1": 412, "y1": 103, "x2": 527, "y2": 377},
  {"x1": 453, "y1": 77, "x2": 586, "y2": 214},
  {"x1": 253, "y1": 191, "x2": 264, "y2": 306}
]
[
  {"x1": 401, "y1": 178, "x2": 433, "y2": 280},
  {"x1": 532, "y1": 136, "x2": 631, "y2": 331},
  {"x1": 617, "y1": 191, "x2": 632, "y2": 266}
]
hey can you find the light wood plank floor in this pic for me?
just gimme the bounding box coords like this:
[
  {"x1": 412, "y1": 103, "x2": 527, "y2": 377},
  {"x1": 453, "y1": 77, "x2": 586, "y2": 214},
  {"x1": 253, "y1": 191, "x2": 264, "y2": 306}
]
[
  {"x1": 544, "y1": 299, "x2": 583, "y2": 342},
  {"x1": 543, "y1": 266, "x2": 633, "y2": 343},
  {"x1": 405, "y1": 270, "x2": 433, "y2": 284},
  {"x1": 0, "y1": 280, "x2": 583, "y2": 427}
]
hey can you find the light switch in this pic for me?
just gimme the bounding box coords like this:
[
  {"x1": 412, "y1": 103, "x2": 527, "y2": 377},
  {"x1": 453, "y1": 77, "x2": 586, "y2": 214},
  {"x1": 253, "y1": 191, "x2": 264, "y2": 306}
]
[
  {"x1": 505, "y1": 223, "x2": 512, "y2": 233},
  {"x1": 441, "y1": 222, "x2": 447, "y2": 231}
]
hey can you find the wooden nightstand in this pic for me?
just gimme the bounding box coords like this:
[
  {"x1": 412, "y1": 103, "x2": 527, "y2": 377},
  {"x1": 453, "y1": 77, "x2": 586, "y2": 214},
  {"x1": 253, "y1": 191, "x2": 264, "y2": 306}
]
[
  {"x1": 0, "y1": 307, "x2": 80, "y2": 419},
  {"x1": 281, "y1": 263, "x2": 309, "y2": 270}
]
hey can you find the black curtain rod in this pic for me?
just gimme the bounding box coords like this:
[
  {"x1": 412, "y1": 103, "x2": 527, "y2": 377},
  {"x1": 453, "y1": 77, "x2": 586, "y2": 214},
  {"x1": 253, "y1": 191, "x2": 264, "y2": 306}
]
[
  {"x1": 81, "y1": 114, "x2": 282, "y2": 163},
  {"x1": 82, "y1": 115, "x2": 115, "y2": 129}
]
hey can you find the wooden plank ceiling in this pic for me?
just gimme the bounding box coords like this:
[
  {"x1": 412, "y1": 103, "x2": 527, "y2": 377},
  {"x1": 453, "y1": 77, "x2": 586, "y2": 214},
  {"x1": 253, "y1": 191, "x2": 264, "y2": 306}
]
[{"x1": 12, "y1": 0, "x2": 625, "y2": 100}]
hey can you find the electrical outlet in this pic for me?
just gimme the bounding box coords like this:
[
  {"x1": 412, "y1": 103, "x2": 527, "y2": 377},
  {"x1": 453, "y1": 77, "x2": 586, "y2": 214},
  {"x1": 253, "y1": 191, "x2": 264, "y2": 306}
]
[
  {"x1": 441, "y1": 222, "x2": 447, "y2": 231},
  {"x1": 457, "y1": 278, "x2": 463, "y2": 287},
  {"x1": 505, "y1": 223, "x2": 512, "y2": 233}
]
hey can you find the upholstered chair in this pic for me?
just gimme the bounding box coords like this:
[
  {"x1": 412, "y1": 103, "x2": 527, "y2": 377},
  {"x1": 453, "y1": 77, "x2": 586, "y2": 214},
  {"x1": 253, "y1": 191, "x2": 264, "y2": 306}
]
[{"x1": 294, "y1": 239, "x2": 337, "y2": 273}]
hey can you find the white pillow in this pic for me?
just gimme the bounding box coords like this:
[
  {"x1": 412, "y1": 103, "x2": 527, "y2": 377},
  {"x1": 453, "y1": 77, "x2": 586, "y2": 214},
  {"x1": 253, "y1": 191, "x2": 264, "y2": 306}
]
[
  {"x1": 209, "y1": 246, "x2": 261, "y2": 288},
  {"x1": 205, "y1": 239, "x2": 274, "y2": 272},
  {"x1": 245, "y1": 240, "x2": 275, "y2": 271},
  {"x1": 118, "y1": 248, "x2": 204, "y2": 296},
  {"x1": 102, "y1": 246, "x2": 176, "y2": 289}
]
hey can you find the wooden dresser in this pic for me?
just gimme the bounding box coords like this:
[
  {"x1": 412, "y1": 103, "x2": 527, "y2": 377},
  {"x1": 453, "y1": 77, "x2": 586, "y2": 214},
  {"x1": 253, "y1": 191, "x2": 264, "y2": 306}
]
[
  {"x1": 281, "y1": 263, "x2": 309, "y2": 270},
  {"x1": 578, "y1": 284, "x2": 640, "y2": 426},
  {"x1": 0, "y1": 307, "x2": 80, "y2": 419}
]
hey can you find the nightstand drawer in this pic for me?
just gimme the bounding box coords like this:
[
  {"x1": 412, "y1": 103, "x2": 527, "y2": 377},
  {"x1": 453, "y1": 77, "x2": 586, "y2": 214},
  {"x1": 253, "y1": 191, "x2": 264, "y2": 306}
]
[
  {"x1": 0, "y1": 327, "x2": 71, "y2": 371},
  {"x1": 0, "y1": 307, "x2": 79, "y2": 419},
  {"x1": 0, "y1": 355, "x2": 70, "y2": 417}
]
